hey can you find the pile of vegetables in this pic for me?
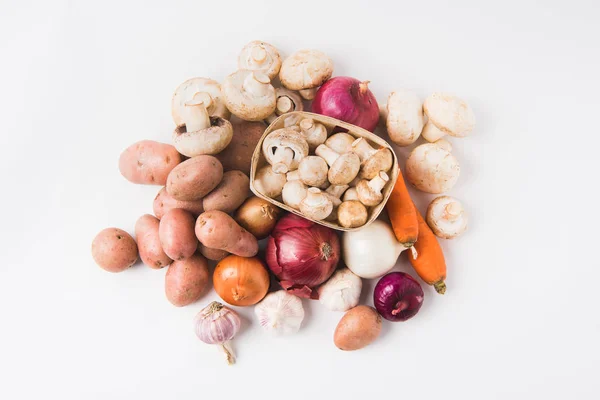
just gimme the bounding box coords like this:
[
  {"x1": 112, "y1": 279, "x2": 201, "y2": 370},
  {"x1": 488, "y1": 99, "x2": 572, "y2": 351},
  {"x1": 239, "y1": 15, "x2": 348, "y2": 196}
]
[{"x1": 91, "y1": 40, "x2": 473, "y2": 364}]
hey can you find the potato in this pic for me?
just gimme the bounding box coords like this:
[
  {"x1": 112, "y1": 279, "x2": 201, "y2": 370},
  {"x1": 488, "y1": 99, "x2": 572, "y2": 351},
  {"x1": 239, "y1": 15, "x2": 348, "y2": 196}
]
[
  {"x1": 215, "y1": 121, "x2": 265, "y2": 175},
  {"x1": 198, "y1": 243, "x2": 229, "y2": 261},
  {"x1": 202, "y1": 170, "x2": 250, "y2": 213},
  {"x1": 159, "y1": 209, "x2": 197, "y2": 260},
  {"x1": 164, "y1": 254, "x2": 210, "y2": 307},
  {"x1": 195, "y1": 210, "x2": 258, "y2": 257},
  {"x1": 333, "y1": 306, "x2": 382, "y2": 351},
  {"x1": 166, "y1": 155, "x2": 223, "y2": 201},
  {"x1": 153, "y1": 187, "x2": 203, "y2": 219},
  {"x1": 134, "y1": 214, "x2": 172, "y2": 269},
  {"x1": 119, "y1": 140, "x2": 181, "y2": 185},
  {"x1": 91, "y1": 228, "x2": 138, "y2": 273}
]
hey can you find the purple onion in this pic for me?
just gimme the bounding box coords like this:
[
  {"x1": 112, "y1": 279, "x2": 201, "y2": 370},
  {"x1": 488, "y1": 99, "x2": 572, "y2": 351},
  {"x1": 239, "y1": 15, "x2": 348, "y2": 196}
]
[{"x1": 374, "y1": 272, "x2": 424, "y2": 322}]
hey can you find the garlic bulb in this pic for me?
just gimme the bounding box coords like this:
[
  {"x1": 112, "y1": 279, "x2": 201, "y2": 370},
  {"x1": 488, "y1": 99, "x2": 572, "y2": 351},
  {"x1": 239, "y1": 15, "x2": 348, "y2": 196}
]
[
  {"x1": 194, "y1": 301, "x2": 241, "y2": 365},
  {"x1": 254, "y1": 290, "x2": 304, "y2": 335},
  {"x1": 318, "y1": 268, "x2": 362, "y2": 312}
]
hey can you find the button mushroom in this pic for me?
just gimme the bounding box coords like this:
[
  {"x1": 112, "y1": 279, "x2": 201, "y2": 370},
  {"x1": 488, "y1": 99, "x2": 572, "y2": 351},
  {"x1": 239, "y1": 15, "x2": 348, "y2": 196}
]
[
  {"x1": 265, "y1": 88, "x2": 304, "y2": 124},
  {"x1": 422, "y1": 93, "x2": 476, "y2": 142},
  {"x1": 172, "y1": 92, "x2": 234, "y2": 157},
  {"x1": 281, "y1": 180, "x2": 308, "y2": 210},
  {"x1": 356, "y1": 171, "x2": 389, "y2": 206},
  {"x1": 384, "y1": 89, "x2": 424, "y2": 147},
  {"x1": 426, "y1": 196, "x2": 468, "y2": 239},
  {"x1": 298, "y1": 118, "x2": 327, "y2": 151},
  {"x1": 342, "y1": 187, "x2": 358, "y2": 201},
  {"x1": 315, "y1": 144, "x2": 360, "y2": 186},
  {"x1": 283, "y1": 114, "x2": 304, "y2": 128},
  {"x1": 351, "y1": 138, "x2": 393, "y2": 179},
  {"x1": 323, "y1": 184, "x2": 349, "y2": 221},
  {"x1": 337, "y1": 200, "x2": 368, "y2": 228},
  {"x1": 296, "y1": 156, "x2": 329, "y2": 187},
  {"x1": 262, "y1": 128, "x2": 309, "y2": 174},
  {"x1": 172, "y1": 77, "x2": 231, "y2": 123},
  {"x1": 238, "y1": 40, "x2": 282, "y2": 80},
  {"x1": 253, "y1": 165, "x2": 287, "y2": 198},
  {"x1": 222, "y1": 70, "x2": 277, "y2": 121},
  {"x1": 405, "y1": 143, "x2": 460, "y2": 194},
  {"x1": 434, "y1": 138, "x2": 453, "y2": 152},
  {"x1": 325, "y1": 132, "x2": 355, "y2": 154},
  {"x1": 299, "y1": 187, "x2": 333, "y2": 221},
  {"x1": 279, "y1": 49, "x2": 333, "y2": 100}
]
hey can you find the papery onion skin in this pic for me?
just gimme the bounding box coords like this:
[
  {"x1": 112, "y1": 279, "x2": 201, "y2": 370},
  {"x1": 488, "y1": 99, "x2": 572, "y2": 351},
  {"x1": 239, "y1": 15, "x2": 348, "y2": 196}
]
[
  {"x1": 312, "y1": 77, "x2": 380, "y2": 132},
  {"x1": 213, "y1": 255, "x2": 270, "y2": 306},
  {"x1": 265, "y1": 213, "x2": 340, "y2": 299},
  {"x1": 373, "y1": 272, "x2": 424, "y2": 322},
  {"x1": 234, "y1": 196, "x2": 281, "y2": 240}
]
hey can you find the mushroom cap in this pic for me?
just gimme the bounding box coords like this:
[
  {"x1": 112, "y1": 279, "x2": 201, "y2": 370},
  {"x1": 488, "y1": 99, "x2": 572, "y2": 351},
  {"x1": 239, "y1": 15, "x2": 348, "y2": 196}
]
[
  {"x1": 172, "y1": 117, "x2": 233, "y2": 157},
  {"x1": 254, "y1": 165, "x2": 286, "y2": 198},
  {"x1": 299, "y1": 188, "x2": 333, "y2": 221},
  {"x1": 279, "y1": 49, "x2": 334, "y2": 91},
  {"x1": 298, "y1": 156, "x2": 328, "y2": 187},
  {"x1": 262, "y1": 128, "x2": 309, "y2": 172},
  {"x1": 222, "y1": 70, "x2": 277, "y2": 121},
  {"x1": 325, "y1": 133, "x2": 355, "y2": 154},
  {"x1": 337, "y1": 200, "x2": 368, "y2": 228},
  {"x1": 356, "y1": 175, "x2": 388, "y2": 207},
  {"x1": 172, "y1": 77, "x2": 230, "y2": 123},
  {"x1": 423, "y1": 93, "x2": 475, "y2": 138},
  {"x1": 426, "y1": 196, "x2": 468, "y2": 239},
  {"x1": 386, "y1": 90, "x2": 424, "y2": 146},
  {"x1": 238, "y1": 40, "x2": 282, "y2": 80},
  {"x1": 405, "y1": 143, "x2": 460, "y2": 194},
  {"x1": 281, "y1": 180, "x2": 308, "y2": 210},
  {"x1": 328, "y1": 152, "x2": 360, "y2": 186},
  {"x1": 266, "y1": 88, "x2": 304, "y2": 124},
  {"x1": 360, "y1": 148, "x2": 393, "y2": 180}
]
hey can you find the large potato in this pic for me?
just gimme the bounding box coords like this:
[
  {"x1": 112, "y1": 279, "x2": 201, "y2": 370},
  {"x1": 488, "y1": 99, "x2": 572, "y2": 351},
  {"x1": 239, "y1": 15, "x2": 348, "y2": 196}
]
[
  {"x1": 135, "y1": 215, "x2": 172, "y2": 269},
  {"x1": 195, "y1": 210, "x2": 258, "y2": 257},
  {"x1": 91, "y1": 228, "x2": 138, "y2": 273},
  {"x1": 159, "y1": 209, "x2": 197, "y2": 261},
  {"x1": 153, "y1": 187, "x2": 203, "y2": 219},
  {"x1": 202, "y1": 170, "x2": 250, "y2": 213},
  {"x1": 215, "y1": 121, "x2": 265, "y2": 174},
  {"x1": 119, "y1": 140, "x2": 181, "y2": 185},
  {"x1": 165, "y1": 254, "x2": 210, "y2": 307},
  {"x1": 333, "y1": 306, "x2": 382, "y2": 351},
  {"x1": 166, "y1": 155, "x2": 223, "y2": 201}
]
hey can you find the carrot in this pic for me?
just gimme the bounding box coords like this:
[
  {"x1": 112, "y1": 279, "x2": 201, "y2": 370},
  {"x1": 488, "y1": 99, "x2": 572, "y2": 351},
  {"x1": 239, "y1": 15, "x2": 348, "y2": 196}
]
[
  {"x1": 385, "y1": 169, "x2": 418, "y2": 250},
  {"x1": 409, "y1": 206, "x2": 447, "y2": 294}
]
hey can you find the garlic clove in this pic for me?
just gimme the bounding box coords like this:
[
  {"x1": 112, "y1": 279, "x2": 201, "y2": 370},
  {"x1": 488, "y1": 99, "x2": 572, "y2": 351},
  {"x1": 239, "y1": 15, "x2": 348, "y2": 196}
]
[{"x1": 254, "y1": 290, "x2": 305, "y2": 335}]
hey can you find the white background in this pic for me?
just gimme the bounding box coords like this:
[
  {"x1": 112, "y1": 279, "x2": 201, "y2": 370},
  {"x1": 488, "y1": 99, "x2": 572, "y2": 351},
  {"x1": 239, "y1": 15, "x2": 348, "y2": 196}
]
[{"x1": 1, "y1": 0, "x2": 599, "y2": 399}]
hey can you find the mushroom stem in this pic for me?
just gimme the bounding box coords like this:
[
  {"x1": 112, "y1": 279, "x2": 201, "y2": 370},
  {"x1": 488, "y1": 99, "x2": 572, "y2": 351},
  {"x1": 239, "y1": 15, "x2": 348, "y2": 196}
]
[
  {"x1": 184, "y1": 92, "x2": 212, "y2": 132},
  {"x1": 243, "y1": 72, "x2": 271, "y2": 97},
  {"x1": 421, "y1": 121, "x2": 446, "y2": 142},
  {"x1": 276, "y1": 96, "x2": 294, "y2": 114},
  {"x1": 298, "y1": 88, "x2": 317, "y2": 100},
  {"x1": 343, "y1": 187, "x2": 359, "y2": 201},
  {"x1": 326, "y1": 184, "x2": 349, "y2": 199},
  {"x1": 300, "y1": 119, "x2": 327, "y2": 151},
  {"x1": 271, "y1": 147, "x2": 295, "y2": 174},
  {"x1": 368, "y1": 172, "x2": 389, "y2": 193},
  {"x1": 445, "y1": 202, "x2": 463, "y2": 221},
  {"x1": 351, "y1": 138, "x2": 377, "y2": 162},
  {"x1": 251, "y1": 46, "x2": 267, "y2": 63},
  {"x1": 286, "y1": 170, "x2": 300, "y2": 181},
  {"x1": 315, "y1": 144, "x2": 340, "y2": 167},
  {"x1": 358, "y1": 81, "x2": 371, "y2": 95}
]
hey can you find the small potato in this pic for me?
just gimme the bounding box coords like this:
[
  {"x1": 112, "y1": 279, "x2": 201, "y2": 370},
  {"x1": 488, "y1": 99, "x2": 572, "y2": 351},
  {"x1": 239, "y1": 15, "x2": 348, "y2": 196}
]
[
  {"x1": 195, "y1": 210, "x2": 258, "y2": 257},
  {"x1": 153, "y1": 187, "x2": 204, "y2": 219},
  {"x1": 334, "y1": 306, "x2": 382, "y2": 351},
  {"x1": 166, "y1": 155, "x2": 223, "y2": 201},
  {"x1": 135, "y1": 214, "x2": 172, "y2": 269},
  {"x1": 165, "y1": 254, "x2": 210, "y2": 307},
  {"x1": 215, "y1": 121, "x2": 265, "y2": 174},
  {"x1": 119, "y1": 140, "x2": 181, "y2": 185},
  {"x1": 159, "y1": 209, "x2": 197, "y2": 261},
  {"x1": 91, "y1": 228, "x2": 138, "y2": 273},
  {"x1": 202, "y1": 170, "x2": 250, "y2": 213},
  {"x1": 198, "y1": 243, "x2": 229, "y2": 261}
]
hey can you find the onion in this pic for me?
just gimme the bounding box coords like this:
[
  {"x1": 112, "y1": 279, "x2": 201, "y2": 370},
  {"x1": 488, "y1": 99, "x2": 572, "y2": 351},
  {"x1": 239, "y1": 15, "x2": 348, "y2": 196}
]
[
  {"x1": 213, "y1": 255, "x2": 270, "y2": 306},
  {"x1": 373, "y1": 272, "x2": 424, "y2": 322},
  {"x1": 234, "y1": 196, "x2": 281, "y2": 239},
  {"x1": 312, "y1": 77, "x2": 380, "y2": 132},
  {"x1": 265, "y1": 213, "x2": 340, "y2": 298}
]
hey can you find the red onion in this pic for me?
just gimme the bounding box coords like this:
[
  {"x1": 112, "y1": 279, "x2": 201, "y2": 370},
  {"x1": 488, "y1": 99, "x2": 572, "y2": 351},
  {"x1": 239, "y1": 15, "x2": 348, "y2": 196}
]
[
  {"x1": 373, "y1": 272, "x2": 424, "y2": 322},
  {"x1": 265, "y1": 214, "x2": 340, "y2": 299},
  {"x1": 312, "y1": 77, "x2": 380, "y2": 132}
]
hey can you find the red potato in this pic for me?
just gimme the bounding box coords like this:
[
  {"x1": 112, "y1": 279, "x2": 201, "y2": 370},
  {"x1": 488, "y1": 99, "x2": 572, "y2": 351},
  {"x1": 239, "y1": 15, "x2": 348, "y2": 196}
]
[
  {"x1": 91, "y1": 228, "x2": 138, "y2": 273},
  {"x1": 153, "y1": 187, "x2": 204, "y2": 219},
  {"x1": 165, "y1": 254, "x2": 210, "y2": 307},
  {"x1": 215, "y1": 121, "x2": 266, "y2": 174},
  {"x1": 119, "y1": 140, "x2": 181, "y2": 185},
  {"x1": 202, "y1": 170, "x2": 250, "y2": 213},
  {"x1": 166, "y1": 155, "x2": 223, "y2": 201},
  {"x1": 334, "y1": 306, "x2": 382, "y2": 351},
  {"x1": 159, "y1": 209, "x2": 197, "y2": 261},
  {"x1": 198, "y1": 243, "x2": 230, "y2": 261},
  {"x1": 135, "y1": 215, "x2": 172, "y2": 269},
  {"x1": 195, "y1": 210, "x2": 259, "y2": 257}
]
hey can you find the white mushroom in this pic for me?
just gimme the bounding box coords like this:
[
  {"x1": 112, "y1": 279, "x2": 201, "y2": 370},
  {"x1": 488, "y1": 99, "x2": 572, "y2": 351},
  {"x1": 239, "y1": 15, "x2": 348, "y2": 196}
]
[
  {"x1": 342, "y1": 187, "x2": 358, "y2": 201},
  {"x1": 299, "y1": 187, "x2": 333, "y2": 221},
  {"x1": 422, "y1": 93, "x2": 476, "y2": 142},
  {"x1": 405, "y1": 143, "x2": 460, "y2": 194},
  {"x1": 299, "y1": 119, "x2": 328, "y2": 151},
  {"x1": 325, "y1": 133, "x2": 355, "y2": 154},
  {"x1": 262, "y1": 128, "x2": 309, "y2": 174},
  {"x1": 315, "y1": 144, "x2": 360, "y2": 186},
  {"x1": 426, "y1": 196, "x2": 468, "y2": 239},
  {"x1": 337, "y1": 200, "x2": 368, "y2": 228},
  {"x1": 222, "y1": 70, "x2": 276, "y2": 121},
  {"x1": 282, "y1": 180, "x2": 308, "y2": 210},
  {"x1": 254, "y1": 165, "x2": 287, "y2": 198},
  {"x1": 283, "y1": 114, "x2": 304, "y2": 128},
  {"x1": 351, "y1": 138, "x2": 393, "y2": 179},
  {"x1": 296, "y1": 156, "x2": 329, "y2": 187},
  {"x1": 172, "y1": 77, "x2": 231, "y2": 123},
  {"x1": 172, "y1": 92, "x2": 233, "y2": 156},
  {"x1": 434, "y1": 139, "x2": 453, "y2": 152},
  {"x1": 238, "y1": 41, "x2": 282, "y2": 80},
  {"x1": 279, "y1": 49, "x2": 333, "y2": 94},
  {"x1": 384, "y1": 89, "x2": 424, "y2": 146},
  {"x1": 266, "y1": 88, "x2": 304, "y2": 124},
  {"x1": 298, "y1": 88, "x2": 317, "y2": 100},
  {"x1": 323, "y1": 184, "x2": 348, "y2": 222},
  {"x1": 356, "y1": 171, "x2": 389, "y2": 206}
]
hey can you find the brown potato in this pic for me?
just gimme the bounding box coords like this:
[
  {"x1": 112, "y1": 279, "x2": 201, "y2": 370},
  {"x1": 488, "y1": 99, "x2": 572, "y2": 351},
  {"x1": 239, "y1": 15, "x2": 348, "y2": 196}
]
[
  {"x1": 165, "y1": 254, "x2": 210, "y2": 307},
  {"x1": 166, "y1": 155, "x2": 223, "y2": 201},
  {"x1": 135, "y1": 214, "x2": 172, "y2": 269},
  {"x1": 198, "y1": 243, "x2": 229, "y2": 261},
  {"x1": 159, "y1": 209, "x2": 197, "y2": 261},
  {"x1": 215, "y1": 121, "x2": 265, "y2": 174},
  {"x1": 202, "y1": 170, "x2": 250, "y2": 213},
  {"x1": 119, "y1": 140, "x2": 181, "y2": 185},
  {"x1": 195, "y1": 210, "x2": 258, "y2": 257},
  {"x1": 153, "y1": 187, "x2": 204, "y2": 219},
  {"x1": 333, "y1": 306, "x2": 382, "y2": 351},
  {"x1": 91, "y1": 228, "x2": 138, "y2": 273}
]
